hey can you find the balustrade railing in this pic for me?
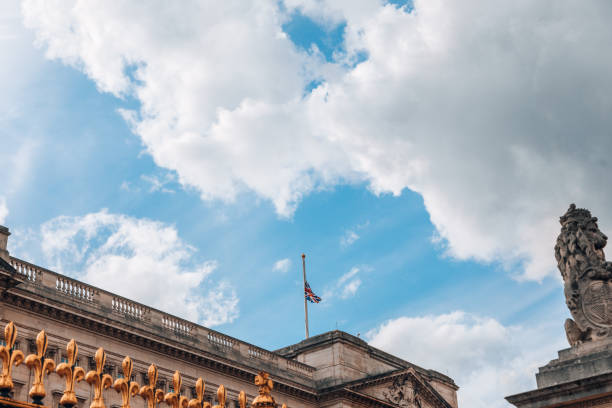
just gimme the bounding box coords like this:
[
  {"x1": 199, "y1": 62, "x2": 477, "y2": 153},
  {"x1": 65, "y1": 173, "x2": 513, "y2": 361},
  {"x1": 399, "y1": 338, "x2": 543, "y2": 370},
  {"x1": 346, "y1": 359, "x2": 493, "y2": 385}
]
[
  {"x1": 7, "y1": 257, "x2": 315, "y2": 380},
  {"x1": 161, "y1": 315, "x2": 195, "y2": 335},
  {"x1": 248, "y1": 345, "x2": 276, "y2": 361},
  {"x1": 207, "y1": 331, "x2": 235, "y2": 351},
  {"x1": 9, "y1": 259, "x2": 42, "y2": 283},
  {"x1": 112, "y1": 296, "x2": 149, "y2": 320},
  {"x1": 55, "y1": 276, "x2": 96, "y2": 302}
]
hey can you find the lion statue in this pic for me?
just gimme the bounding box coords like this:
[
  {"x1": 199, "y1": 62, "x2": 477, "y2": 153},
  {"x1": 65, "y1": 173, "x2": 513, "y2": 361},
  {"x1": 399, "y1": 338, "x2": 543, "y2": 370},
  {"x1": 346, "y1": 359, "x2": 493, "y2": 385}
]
[{"x1": 555, "y1": 204, "x2": 612, "y2": 346}]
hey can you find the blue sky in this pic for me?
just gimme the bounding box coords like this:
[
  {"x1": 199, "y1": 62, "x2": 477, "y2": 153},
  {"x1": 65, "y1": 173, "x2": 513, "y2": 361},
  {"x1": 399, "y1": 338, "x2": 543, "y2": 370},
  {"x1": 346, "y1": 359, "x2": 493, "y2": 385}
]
[{"x1": 4, "y1": 1, "x2": 612, "y2": 406}]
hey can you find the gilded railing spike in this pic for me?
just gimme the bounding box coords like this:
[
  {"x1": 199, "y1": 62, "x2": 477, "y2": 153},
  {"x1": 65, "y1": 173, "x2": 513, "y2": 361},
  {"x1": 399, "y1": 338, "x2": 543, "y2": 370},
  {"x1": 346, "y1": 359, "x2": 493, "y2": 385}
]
[
  {"x1": 139, "y1": 364, "x2": 164, "y2": 408},
  {"x1": 113, "y1": 356, "x2": 140, "y2": 408},
  {"x1": 188, "y1": 378, "x2": 210, "y2": 408},
  {"x1": 0, "y1": 322, "x2": 25, "y2": 397},
  {"x1": 212, "y1": 385, "x2": 225, "y2": 408},
  {"x1": 24, "y1": 329, "x2": 56, "y2": 404},
  {"x1": 85, "y1": 347, "x2": 114, "y2": 408},
  {"x1": 56, "y1": 339, "x2": 86, "y2": 408},
  {"x1": 238, "y1": 391, "x2": 246, "y2": 408},
  {"x1": 251, "y1": 372, "x2": 275, "y2": 408},
  {"x1": 164, "y1": 371, "x2": 188, "y2": 408}
]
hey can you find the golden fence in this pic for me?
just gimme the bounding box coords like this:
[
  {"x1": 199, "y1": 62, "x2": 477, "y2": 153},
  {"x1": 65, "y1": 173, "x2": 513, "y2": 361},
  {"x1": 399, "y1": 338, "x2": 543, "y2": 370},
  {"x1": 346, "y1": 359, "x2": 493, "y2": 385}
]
[{"x1": 0, "y1": 322, "x2": 286, "y2": 408}]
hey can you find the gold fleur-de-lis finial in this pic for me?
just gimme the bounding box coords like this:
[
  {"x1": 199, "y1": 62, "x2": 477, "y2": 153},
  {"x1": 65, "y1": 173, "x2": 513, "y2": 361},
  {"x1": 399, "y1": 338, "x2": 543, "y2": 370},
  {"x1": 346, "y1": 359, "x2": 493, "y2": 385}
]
[
  {"x1": 85, "y1": 347, "x2": 114, "y2": 408},
  {"x1": 139, "y1": 364, "x2": 164, "y2": 408},
  {"x1": 251, "y1": 372, "x2": 275, "y2": 408},
  {"x1": 212, "y1": 385, "x2": 225, "y2": 408},
  {"x1": 0, "y1": 322, "x2": 25, "y2": 397},
  {"x1": 113, "y1": 356, "x2": 140, "y2": 408},
  {"x1": 238, "y1": 391, "x2": 246, "y2": 408},
  {"x1": 56, "y1": 339, "x2": 85, "y2": 408},
  {"x1": 24, "y1": 330, "x2": 56, "y2": 404},
  {"x1": 164, "y1": 371, "x2": 188, "y2": 408},
  {"x1": 188, "y1": 378, "x2": 210, "y2": 408}
]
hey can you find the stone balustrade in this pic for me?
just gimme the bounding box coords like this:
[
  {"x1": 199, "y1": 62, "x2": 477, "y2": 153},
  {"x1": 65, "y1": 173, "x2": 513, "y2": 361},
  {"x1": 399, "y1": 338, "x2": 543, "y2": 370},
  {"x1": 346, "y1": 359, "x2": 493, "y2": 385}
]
[
  {"x1": 55, "y1": 275, "x2": 97, "y2": 302},
  {"x1": 112, "y1": 296, "x2": 150, "y2": 320},
  {"x1": 8, "y1": 256, "x2": 315, "y2": 380},
  {"x1": 9, "y1": 258, "x2": 42, "y2": 283},
  {"x1": 207, "y1": 330, "x2": 236, "y2": 351},
  {"x1": 162, "y1": 314, "x2": 195, "y2": 335},
  {"x1": 248, "y1": 345, "x2": 277, "y2": 361}
]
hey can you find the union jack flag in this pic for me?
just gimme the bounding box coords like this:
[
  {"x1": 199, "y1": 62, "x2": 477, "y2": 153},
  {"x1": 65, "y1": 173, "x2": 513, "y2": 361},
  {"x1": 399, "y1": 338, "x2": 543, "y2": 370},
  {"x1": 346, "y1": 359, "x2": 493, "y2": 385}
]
[{"x1": 304, "y1": 281, "x2": 321, "y2": 303}]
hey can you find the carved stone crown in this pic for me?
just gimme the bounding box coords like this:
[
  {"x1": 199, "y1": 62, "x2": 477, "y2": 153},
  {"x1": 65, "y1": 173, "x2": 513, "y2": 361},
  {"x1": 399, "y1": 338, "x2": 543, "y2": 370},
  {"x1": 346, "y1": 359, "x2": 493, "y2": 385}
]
[{"x1": 560, "y1": 204, "x2": 595, "y2": 226}]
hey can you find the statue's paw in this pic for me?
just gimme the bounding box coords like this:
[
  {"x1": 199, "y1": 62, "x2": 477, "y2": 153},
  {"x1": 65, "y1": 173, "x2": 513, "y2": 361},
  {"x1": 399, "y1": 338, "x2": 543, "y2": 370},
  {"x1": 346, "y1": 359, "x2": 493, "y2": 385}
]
[{"x1": 565, "y1": 318, "x2": 586, "y2": 347}]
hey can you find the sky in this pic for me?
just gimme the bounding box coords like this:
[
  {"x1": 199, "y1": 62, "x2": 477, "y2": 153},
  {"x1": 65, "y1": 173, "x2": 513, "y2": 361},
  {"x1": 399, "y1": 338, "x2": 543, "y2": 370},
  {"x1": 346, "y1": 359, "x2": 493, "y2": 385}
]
[{"x1": 2, "y1": 0, "x2": 612, "y2": 406}]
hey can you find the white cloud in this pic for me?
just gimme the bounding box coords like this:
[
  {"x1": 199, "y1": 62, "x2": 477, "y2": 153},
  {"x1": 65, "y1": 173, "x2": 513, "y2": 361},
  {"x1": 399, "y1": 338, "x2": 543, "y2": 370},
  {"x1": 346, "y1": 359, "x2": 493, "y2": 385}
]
[
  {"x1": 141, "y1": 172, "x2": 176, "y2": 194},
  {"x1": 341, "y1": 277, "x2": 361, "y2": 298},
  {"x1": 119, "y1": 181, "x2": 136, "y2": 192},
  {"x1": 21, "y1": 0, "x2": 612, "y2": 280},
  {"x1": 340, "y1": 221, "x2": 369, "y2": 248},
  {"x1": 0, "y1": 197, "x2": 8, "y2": 224},
  {"x1": 40, "y1": 209, "x2": 238, "y2": 326},
  {"x1": 367, "y1": 311, "x2": 566, "y2": 408},
  {"x1": 324, "y1": 266, "x2": 362, "y2": 300},
  {"x1": 338, "y1": 266, "x2": 359, "y2": 285},
  {"x1": 340, "y1": 230, "x2": 359, "y2": 247},
  {"x1": 273, "y1": 258, "x2": 291, "y2": 273}
]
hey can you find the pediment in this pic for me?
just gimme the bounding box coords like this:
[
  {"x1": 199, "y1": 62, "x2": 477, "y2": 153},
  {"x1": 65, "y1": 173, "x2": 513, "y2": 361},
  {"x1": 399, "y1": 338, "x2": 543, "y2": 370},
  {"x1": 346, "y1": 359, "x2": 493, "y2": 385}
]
[{"x1": 347, "y1": 368, "x2": 452, "y2": 408}]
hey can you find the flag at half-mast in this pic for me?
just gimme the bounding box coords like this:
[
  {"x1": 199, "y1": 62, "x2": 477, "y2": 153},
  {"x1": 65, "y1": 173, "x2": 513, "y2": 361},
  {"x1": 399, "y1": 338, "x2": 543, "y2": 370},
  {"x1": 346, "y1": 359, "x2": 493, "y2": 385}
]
[{"x1": 304, "y1": 281, "x2": 321, "y2": 303}]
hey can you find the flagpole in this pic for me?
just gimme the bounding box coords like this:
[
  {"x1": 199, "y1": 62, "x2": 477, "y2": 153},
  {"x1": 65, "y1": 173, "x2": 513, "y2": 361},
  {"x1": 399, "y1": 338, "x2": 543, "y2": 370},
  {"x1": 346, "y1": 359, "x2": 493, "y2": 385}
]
[{"x1": 302, "y1": 253, "x2": 309, "y2": 339}]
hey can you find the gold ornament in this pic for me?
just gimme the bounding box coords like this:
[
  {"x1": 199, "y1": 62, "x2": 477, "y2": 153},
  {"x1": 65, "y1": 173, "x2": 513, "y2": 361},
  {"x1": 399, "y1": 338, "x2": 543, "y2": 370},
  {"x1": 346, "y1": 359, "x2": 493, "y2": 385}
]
[
  {"x1": 238, "y1": 391, "x2": 246, "y2": 408},
  {"x1": 56, "y1": 339, "x2": 85, "y2": 408},
  {"x1": 164, "y1": 371, "x2": 188, "y2": 408},
  {"x1": 187, "y1": 378, "x2": 210, "y2": 408},
  {"x1": 24, "y1": 330, "x2": 56, "y2": 403},
  {"x1": 113, "y1": 356, "x2": 140, "y2": 408},
  {"x1": 85, "y1": 348, "x2": 114, "y2": 408},
  {"x1": 212, "y1": 385, "x2": 225, "y2": 408},
  {"x1": 139, "y1": 364, "x2": 164, "y2": 408},
  {"x1": 0, "y1": 322, "x2": 25, "y2": 397},
  {"x1": 251, "y1": 372, "x2": 274, "y2": 408}
]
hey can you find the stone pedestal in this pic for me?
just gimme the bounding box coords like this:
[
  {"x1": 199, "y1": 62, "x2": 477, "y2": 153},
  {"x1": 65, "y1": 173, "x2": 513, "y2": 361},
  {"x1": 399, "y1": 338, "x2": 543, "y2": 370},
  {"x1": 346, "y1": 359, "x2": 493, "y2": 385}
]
[{"x1": 506, "y1": 342, "x2": 612, "y2": 408}]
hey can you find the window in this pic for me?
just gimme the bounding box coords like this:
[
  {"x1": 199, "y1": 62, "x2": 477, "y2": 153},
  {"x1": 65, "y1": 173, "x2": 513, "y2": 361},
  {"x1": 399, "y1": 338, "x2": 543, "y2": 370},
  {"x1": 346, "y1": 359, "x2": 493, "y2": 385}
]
[{"x1": 103, "y1": 364, "x2": 114, "y2": 376}]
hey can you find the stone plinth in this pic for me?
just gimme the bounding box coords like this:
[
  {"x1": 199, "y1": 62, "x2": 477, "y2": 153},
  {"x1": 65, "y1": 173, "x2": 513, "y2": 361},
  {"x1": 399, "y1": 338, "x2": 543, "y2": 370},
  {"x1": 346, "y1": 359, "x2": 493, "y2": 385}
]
[{"x1": 507, "y1": 342, "x2": 612, "y2": 408}]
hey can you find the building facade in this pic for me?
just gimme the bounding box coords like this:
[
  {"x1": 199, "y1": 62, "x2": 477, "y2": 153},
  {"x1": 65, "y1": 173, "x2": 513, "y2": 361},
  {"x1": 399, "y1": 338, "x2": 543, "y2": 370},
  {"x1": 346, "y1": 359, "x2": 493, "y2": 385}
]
[{"x1": 0, "y1": 226, "x2": 458, "y2": 408}]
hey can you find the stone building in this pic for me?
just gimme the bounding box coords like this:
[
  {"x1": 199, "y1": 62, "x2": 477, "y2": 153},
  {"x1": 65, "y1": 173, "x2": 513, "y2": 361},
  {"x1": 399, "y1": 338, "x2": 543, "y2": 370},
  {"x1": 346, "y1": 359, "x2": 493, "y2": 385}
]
[{"x1": 0, "y1": 225, "x2": 458, "y2": 408}]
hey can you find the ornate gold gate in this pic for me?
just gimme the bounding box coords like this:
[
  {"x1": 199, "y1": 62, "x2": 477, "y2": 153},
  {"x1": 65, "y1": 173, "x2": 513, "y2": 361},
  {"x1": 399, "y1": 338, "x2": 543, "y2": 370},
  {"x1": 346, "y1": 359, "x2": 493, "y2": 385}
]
[{"x1": 0, "y1": 321, "x2": 284, "y2": 408}]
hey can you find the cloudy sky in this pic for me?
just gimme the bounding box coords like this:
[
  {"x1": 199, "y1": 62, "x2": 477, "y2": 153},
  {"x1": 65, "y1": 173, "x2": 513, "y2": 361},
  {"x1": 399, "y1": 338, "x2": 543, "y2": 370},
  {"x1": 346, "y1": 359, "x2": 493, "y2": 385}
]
[{"x1": 3, "y1": 0, "x2": 612, "y2": 406}]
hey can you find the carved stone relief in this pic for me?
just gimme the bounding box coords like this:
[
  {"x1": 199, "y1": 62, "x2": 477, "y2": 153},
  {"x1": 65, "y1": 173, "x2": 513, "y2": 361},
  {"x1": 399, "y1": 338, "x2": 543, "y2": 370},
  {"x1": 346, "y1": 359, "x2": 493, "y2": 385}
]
[{"x1": 383, "y1": 375, "x2": 422, "y2": 408}]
